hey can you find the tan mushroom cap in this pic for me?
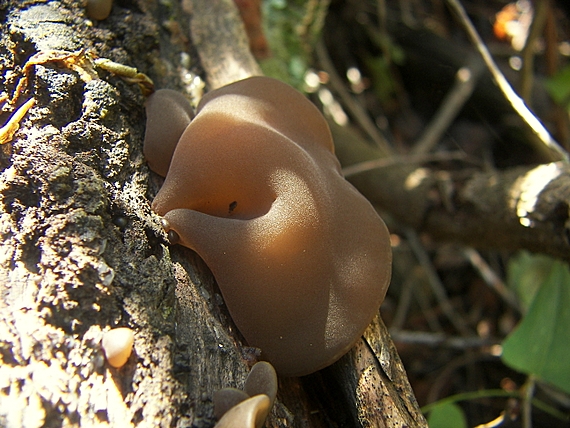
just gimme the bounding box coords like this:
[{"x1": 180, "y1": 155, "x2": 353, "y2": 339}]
[
  {"x1": 213, "y1": 388, "x2": 249, "y2": 420},
  {"x1": 143, "y1": 89, "x2": 194, "y2": 177},
  {"x1": 86, "y1": 0, "x2": 113, "y2": 20},
  {"x1": 213, "y1": 361, "x2": 278, "y2": 422},
  {"x1": 102, "y1": 327, "x2": 134, "y2": 368},
  {"x1": 214, "y1": 395, "x2": 271, "y2": 428},
  {"x1": 145, "y1": 77, "x2": 392, "y2": 376},
  {"x1": 244, "y1": 361, "x2": 277, "y2": 406}
]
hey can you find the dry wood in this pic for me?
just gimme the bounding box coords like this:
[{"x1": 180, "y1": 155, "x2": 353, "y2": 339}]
[{"x1": 187, "y1": 0, "x2": 262, "y2": 90}]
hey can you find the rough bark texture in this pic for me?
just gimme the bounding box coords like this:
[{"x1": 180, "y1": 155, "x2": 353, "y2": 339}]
[
  {"x1": 0, "y1": 1, "x2": 250, "y2": 426},
  {"x1": 0, "y1": 0, "x2": 426, "y2": 427}
]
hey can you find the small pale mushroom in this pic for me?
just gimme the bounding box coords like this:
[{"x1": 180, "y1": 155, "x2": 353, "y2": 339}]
[
  {"x1": 214, "y1": 395, "x2": 271, "y2": 428},
  {"x1": 214, "y1": 362, "x2": 278, "y2": 427},
  {"x1": 102, "y1": 327, "x2": 134, "y2": 368},
  {"x1": 144, "y1": 76, "x2": 392, "y2": 376}
]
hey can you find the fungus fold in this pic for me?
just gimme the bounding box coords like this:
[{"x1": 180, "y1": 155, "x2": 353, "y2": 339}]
[{"x1": 144, "y1": 76, "x2": 392, "y2": 376}]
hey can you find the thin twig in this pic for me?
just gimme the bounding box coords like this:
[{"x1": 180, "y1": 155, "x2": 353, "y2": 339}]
[
  {"x1": 342, "y1": 151, "x2": 474, "y2": 177},
  {"x1": 416, "y1": 277, "x2": 446, "y2": 333},
  {"x1": 391, "y1": 275, "x2": 416, "y2": 330},
  {"x1": 390, "y1": 329, "x2": 498, "y2": 349},
  {"x1": 462, "y1": 247, "x2": 521, "y2": 312},
  {"x1": 190, "y1": 0, "x2": 262, "y2": 89},
  {"x1": 375, "y1": 0, "x2": 392, "y2": 63},
  {"x1": 520, "y1": 0, "x2": 549, "y2": 103},
  {"x1": 315, "y1": 39, "x2": 394, "y2": 156},
  {"x1": 522, "y1": 376, "x2": 536, "y2": 428},
  {"x1": 445, "y1": 0, "x2": 569, "y2": 162},
  {"x1": 426, "y1": 352, "x2": 498, "y2": 404},
  {"x1": 412, "y1": 56, "x2": 484, "y2": 155},
  {"x1": 298, "y1": 0, "x2": 331, "y2": 55},
  {"x1": 406, "y1": 229, "x2": 472, "y2": 336},
  {"x1": 422, "y1": 387, "x2": 569, "y2": 421}
]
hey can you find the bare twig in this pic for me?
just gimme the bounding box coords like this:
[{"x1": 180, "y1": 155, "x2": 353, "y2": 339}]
[
  {"x1": 298, "y1": 0, "x2": 330, "y2": 55},
  {"x1": 342, "y1": 151, "x2": 474, "y2": 177},
  {"x1": 391, "y1": 275, "x2": 416, "y2": 330},
  {"x1": 390, "y1": 329, "x2": 499, "y2": 349},
  {"x1": 520, "y1": 0, "x2": 549, "y2": 103},
  {"x1": 406, "y1": 229, "x2": 472, "y2": 336},
  {"x1": 462, "y1": 247, "x2": 521, "y2": 312},
  {"x1": 315, "y1": 39, "x2": 394, "y2": 156},
  {"x1": 189, "y1": 0, "x2": 262, "y2": 89},
  {"x1": 426, "y1": 352, "x2": 500, "y2": 404},
  {"x1": 416, "y1": 273, "x2": 446, "y2": 333},
  {"x1": 411, "y1": 56, "x2": 484, "y2": 155},
  {"x1": 522, "y1": 376, "x2": 536, "y2": 428},
  {"x1": 445, "y1": 0, "x2": 569, "y2": 162}
]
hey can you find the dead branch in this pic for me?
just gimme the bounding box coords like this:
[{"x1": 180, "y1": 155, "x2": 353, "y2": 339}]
[{"x1": 334, "y1": 125, "x2": 570, "y2": 262}]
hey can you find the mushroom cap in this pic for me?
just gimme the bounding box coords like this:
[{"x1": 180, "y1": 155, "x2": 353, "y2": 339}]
[
  {"x1": 214, "y1": 361, "x2": 278, "y2": 421},
  {"x1": 143, "y1": 89, "x2": 194, "y2": 177},
  {"x1": 86, "y1": 0, "x2": 113, "y2": 20},
  {"x1": 148, "y1": 77, "x2": 392, "y2": 376},
  {"x1": 102, "y1": 327, "x2": 134, "y2": 368},
  {"x1": 213, "y1": 388, "x2": 249, "y2": 420},
  {"x1": 214, "y1": 395, "x2": 271, "y2": 428},
  {"x1": 244, "y1": 361, "x2": 277, "y2": 406}
]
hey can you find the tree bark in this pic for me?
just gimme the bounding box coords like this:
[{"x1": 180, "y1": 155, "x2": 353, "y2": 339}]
[
  {"x1": 0, "y1": 1, "x2": 250, "y2": 426},
  {"x1": 0, "y1": 0, "x2": 426, "y2": 427}
]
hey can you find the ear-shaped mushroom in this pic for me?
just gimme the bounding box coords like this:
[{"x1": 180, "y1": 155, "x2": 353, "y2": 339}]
[
  {"x1": 214, "y1": 395, "x2": 271, "y2": 428},
  {"x1": 244, "y1": 361, "x2": 277, "y2": 407},
  {"x1": 86, "y1": 0, "x2": 113, "y2": 20},
  {"x1": 213, "y1": 388, "x2": 250, "y2": 420},
  {"x1": 143, "y1": 89, "x2": 194, "y2": 177},
  {"x1": 213, "y1": 361, "x2": 278, "y2": 427},
  {"x1": 144, "y1": 76, "x2": 392, "y2": 376}
]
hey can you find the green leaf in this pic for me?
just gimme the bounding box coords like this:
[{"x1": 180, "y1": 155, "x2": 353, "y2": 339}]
[
  {"x1": 502, "y1": 260, "x2": 570, "y2": 394},
  {"x1": 427, "y1": 402, "x2": 467, "y2": 428},
  {"x1": 364, "y1": 56, "x2": 399, "y2": 104},
  {"x1": 545, "y1": 64, "x2": 570, "y2": 107},
  {"x1": 507, "y1": 252, "x2": 556, "y2": 311}
]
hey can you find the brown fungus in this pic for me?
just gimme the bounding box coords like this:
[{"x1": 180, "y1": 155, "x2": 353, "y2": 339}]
[
  {"x1": 243, "y1": 361, "x2": 277, "y2": 406},
  {"x1": 213, "y1": 388, "x2": 250, "y2": 421},
  {"x1": 86, "y1": 0, "x2": 113, "y2": 21},
  {"x1": 144, "y1": 76, "x2": 392, "y2": 376},
  {"x1": 143, "y1": 89, "x2": 194, "y2": 177},
  {"x1": 214, "y1": 362, "x2": 278, "y2": 426}
]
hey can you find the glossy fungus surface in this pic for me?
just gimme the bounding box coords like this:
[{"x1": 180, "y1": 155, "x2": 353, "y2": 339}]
[{"x1": 144, "y1": 77, "x2": 392, "y2": 376}]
